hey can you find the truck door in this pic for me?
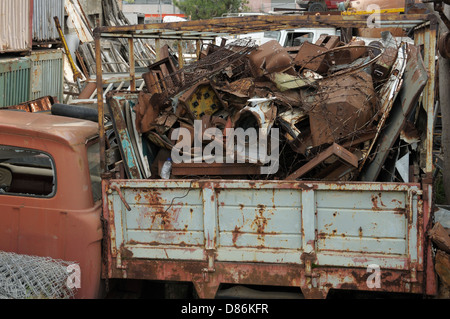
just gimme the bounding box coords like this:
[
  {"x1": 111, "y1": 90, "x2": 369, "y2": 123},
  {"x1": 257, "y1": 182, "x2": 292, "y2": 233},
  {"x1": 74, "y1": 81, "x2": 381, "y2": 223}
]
[
  {"x1": 0, "y1": 145, "x2": 60, "y2": 255},
  {"x1": 0, "y1": 141, "x2": 103, "y2": 299}
]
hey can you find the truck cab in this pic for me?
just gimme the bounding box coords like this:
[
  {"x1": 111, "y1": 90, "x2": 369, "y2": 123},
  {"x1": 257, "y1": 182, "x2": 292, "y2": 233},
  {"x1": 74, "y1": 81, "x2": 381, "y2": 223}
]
[{"x1": 0, "y1": 110, "x2": 103, "y2": 299}]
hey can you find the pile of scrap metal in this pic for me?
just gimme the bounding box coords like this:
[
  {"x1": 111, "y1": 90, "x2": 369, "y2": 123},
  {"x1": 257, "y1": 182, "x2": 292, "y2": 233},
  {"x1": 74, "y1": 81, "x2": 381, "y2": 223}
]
[{"x1": 106, "y1": 32, "x2": 429, "y2": 183}]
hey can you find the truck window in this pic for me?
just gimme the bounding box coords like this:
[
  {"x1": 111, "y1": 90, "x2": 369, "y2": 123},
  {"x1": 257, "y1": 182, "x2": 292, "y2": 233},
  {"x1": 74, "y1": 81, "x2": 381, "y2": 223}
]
[
  {"x1": 263, "y1": 31, "x2": 281, "y2": 42},
  {"x1": 87, "y1": 141, "x2": 101, "y2": 202},
  {"x1": 0, "y1": 145, "x2": 56, "y2": 197},
  {"x1": 285, "y1": 32, "x2": 314, "y2": 47}
]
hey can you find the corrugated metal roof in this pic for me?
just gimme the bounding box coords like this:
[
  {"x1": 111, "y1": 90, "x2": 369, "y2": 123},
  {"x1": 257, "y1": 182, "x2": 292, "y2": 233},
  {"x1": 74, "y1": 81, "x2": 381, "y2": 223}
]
[
  {"x1": 32, "y1": 0, "x2": 65, "y2": 43},
  {"x1": 0, "y1": 0, "x2": 32, "y2": 53}
]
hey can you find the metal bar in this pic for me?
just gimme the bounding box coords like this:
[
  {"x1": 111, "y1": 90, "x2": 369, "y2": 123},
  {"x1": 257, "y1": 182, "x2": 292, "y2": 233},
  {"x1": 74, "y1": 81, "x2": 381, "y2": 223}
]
[
  {"x1": 413, "y1": 18, "x2": 439, "y2": 297},
  {"x1": 424, "y1": 26, "x2": 437, "y2": 175},
  {"x1": 128, "y1": 37, "x2": 136, "y2": 91},
  {"x1": 92, "y1": 14, "x2": 433, "y2": 38},
  {"x1": 178, "y1": 42, "x2": 184, "y2": 69},
  {"x1": 202, "y1": 184, "x2": 217, "y2": 251},
  {"x1": 196, "y1": 40, "x2": 202, "y2": 60},
  {"x1": 95, "y1": 35, "x2": 106, "y2": 174},
  {"x1": 155, "y1": 38, "x2": 161, "y2": 61},
  {"x1": 302, "y1": 189, "x2": 315, "y2": 255},
  {"x1": 286, "y1": 143, "x2": 358, "y2": 180}
]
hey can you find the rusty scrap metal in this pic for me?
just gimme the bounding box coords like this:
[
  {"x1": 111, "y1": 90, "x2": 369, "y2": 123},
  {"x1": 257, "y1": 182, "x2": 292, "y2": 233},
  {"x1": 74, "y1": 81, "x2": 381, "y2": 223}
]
[
  {"x1": 438, "y1": 32, "x2": 450, "y2": 59},
  {"x1": 307, "y1": 70, "x2": 377, "y2": 148},
  {"x1": 285, "y1": 143, "x2": 359, "y2": 180},
  {"x1": 101, "y1": 28, "x2": 430, "y2": 183},
  {"x1": 361, "y1": 43, "x2": 428, "y2": 182},
  {"x1": 6, "y1": 96, "x2": 56, "y2": 113}
]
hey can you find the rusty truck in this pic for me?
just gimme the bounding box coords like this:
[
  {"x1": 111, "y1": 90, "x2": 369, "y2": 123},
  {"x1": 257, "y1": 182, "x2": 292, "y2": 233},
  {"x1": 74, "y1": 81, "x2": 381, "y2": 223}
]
[{"x1": 0, "y1": 13, "x2": 441, "y2": 299}]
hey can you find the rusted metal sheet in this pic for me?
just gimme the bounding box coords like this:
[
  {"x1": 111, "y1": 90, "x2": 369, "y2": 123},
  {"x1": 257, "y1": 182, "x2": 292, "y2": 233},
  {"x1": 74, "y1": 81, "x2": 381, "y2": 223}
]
[
  {"x1": 6, "y1": 96, "x2": 56, "y2": 113},
  {"x1": 248, "y1": 40, "x2": 294, "y2": 77},
  {"x1": 104, "y1": 179, "x2": 423, "y2": 298},
  {"x1": 143, "y1": 57, "x2": 179, "y2": 97},
  {"x1": 0, "y1": 0, "x2": 32, "y2": 54},
  {"x1": 361, "y1": 44, "x2": 428, "y2": 182},
  {"x1": 30, "y1": 49, "x2": 64, "y2": 102},
  {"x1": 286, "y1": 143, "x2": 358, "y2": 180},
  {"x1": 32, "y1": 0, "x2": 64, "y2": 44},
  {"x1": 359, "y1": 43, "x2": 408, "y2": 171},
  {"x1": 438, "y1": 32, "x2": 450, "y2": 59},
  {"x1": 308, "y1": 70, "x2": 376, "y2": 148},
  {"x1": 294, "y1": 42, "x2": 329, "y2": 73},
  {"x1": 373, "y1": 47, "x2": 398, "y2": 83}
]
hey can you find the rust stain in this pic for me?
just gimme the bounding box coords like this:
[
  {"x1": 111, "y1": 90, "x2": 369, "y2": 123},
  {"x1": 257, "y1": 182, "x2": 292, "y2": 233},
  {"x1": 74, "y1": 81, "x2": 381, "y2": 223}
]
[
  {"x1": 252, "y1": 204, "x2": 269, "y2": 234},
  {"x1": 378, "y1": 193, "x2": 387, "y2": 207},
  {"x1": 143, "y1": 190, "x2": 166, "y2": 205},
  {"x1": 232, "y1": 226, "x2": 242, "y2": 246},
  {"x1": 371, "y1": 195, "x2": 381, "y2": 211}
]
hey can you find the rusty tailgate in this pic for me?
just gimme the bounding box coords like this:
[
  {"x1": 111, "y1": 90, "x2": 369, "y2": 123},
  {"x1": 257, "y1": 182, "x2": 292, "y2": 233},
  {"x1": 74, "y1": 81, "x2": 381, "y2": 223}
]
[{"x1": 103, "y1": 179, "x2": 423, "y2": 296}]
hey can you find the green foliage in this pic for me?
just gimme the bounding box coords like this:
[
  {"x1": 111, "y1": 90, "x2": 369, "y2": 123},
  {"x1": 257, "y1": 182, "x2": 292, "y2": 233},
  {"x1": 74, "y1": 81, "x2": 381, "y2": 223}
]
[{"x1": 174, "y1": 0, "x2": 249, "y2": 20}]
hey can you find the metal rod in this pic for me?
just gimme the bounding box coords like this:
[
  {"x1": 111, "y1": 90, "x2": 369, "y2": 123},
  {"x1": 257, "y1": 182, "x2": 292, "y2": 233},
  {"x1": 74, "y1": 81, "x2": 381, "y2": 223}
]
[
  {"x1": 129, "y1": 37, "x2": 136, "y2": 91},
  {"x1": 178, "y1": 41, "x2": 184, "y2": 69},
  {"x1": 95, "y1": 35, "x2": 106, "y2": 173}
]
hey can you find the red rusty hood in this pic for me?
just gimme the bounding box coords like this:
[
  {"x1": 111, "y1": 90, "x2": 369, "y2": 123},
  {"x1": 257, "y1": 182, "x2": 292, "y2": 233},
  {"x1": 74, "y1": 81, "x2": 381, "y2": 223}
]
[{"x1": 0, "y1": 110, "x2": 98, "y2": 146}]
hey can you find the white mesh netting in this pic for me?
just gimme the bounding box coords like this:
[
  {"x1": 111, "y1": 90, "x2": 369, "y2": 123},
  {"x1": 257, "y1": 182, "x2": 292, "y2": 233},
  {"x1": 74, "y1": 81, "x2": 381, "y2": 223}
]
[{"x1": 0, "y1": 251, "x2": 79, "y2": 299}]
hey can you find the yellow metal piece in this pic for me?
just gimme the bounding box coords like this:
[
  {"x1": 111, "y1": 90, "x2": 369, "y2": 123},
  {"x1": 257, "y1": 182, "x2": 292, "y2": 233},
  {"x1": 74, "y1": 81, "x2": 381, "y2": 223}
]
[
  {"x1": 342, "y1": 8, "x2": 405, "y2": 16},
  {"x1": 53, "y1": 16, "x2": 82, "y2": 82},
  {"x1": 180, "y1": 82, "x2": 222, "y2": 119}
]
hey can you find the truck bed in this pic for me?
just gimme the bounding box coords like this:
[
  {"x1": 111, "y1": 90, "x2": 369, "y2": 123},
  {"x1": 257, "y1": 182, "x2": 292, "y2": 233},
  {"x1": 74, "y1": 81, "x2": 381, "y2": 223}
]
[{"x1": 103, "y1": 179, "x2": 424, "y2": 298}]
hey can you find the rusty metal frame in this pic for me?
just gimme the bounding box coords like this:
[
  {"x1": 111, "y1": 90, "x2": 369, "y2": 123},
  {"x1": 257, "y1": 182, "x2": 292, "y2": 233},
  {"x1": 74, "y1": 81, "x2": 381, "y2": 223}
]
[
  {"x1": 102, "y1": 179, "x2": 424, "y2": 298},
  {"x1": 94, "y1": 13, "x2": 436, "y2": 175},
  {"x1": 95, "y1": 14, "x2": 439, "y2": 298}
]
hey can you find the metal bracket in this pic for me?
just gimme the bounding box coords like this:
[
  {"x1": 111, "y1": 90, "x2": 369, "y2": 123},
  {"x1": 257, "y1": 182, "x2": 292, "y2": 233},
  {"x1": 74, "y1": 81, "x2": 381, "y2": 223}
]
[
  {"x1": 402, "y1": 268, "x2": 418, "y2": 292},
  {"x1": 115, "y1": 253, "x2": 128, "y2": 270},
  {"x1": 407, "y1": 188, "x2": 423, "y2": 223},
  {"x1": 202, "y1": 249, "x2": 216, "y2": 282},
  {"x1": 301, "y1": 252, "x2": 320, "y2": 288},
  {"x1": 110, "y1": 185, "x2": 131, "y2": 211}
]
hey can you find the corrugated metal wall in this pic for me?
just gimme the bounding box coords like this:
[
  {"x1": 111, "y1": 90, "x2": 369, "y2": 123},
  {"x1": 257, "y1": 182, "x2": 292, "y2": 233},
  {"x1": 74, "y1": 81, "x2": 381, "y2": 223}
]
[
  {"x1": 33, "y1": 0, "x2": 65, "y2": 43},
  {"x1": 30, "y1": 49, "x2": 64, "y2": 102},
  {"x1": 0, "y1": 0, "x2": 32, "y2": 54},
  {"x1": 0, "y1": 58, "x2": 31, "y2": 108}
]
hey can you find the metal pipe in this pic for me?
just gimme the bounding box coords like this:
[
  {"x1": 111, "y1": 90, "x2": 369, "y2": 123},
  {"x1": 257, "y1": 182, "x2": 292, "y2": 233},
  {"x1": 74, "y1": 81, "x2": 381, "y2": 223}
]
[
  {"x1": 95, "y1": 35, "x2": 106, "y2": 173},
  {"x1": 128, "y1": 37, "x2": 136, "y2": 91}
]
